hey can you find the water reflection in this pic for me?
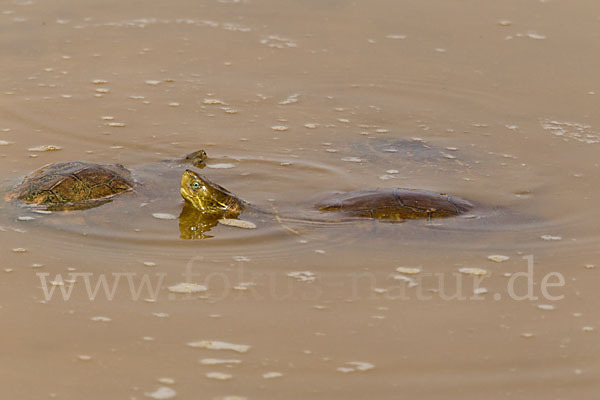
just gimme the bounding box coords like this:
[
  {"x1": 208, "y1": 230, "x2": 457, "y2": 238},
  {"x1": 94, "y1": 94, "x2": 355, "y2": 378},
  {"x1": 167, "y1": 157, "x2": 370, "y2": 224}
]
[{"x1": 178, "y1": 202, "x2": 220, "y2": 239}]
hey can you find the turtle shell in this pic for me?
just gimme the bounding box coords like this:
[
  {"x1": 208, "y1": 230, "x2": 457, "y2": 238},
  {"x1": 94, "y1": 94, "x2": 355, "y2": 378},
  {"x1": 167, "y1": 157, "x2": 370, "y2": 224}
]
[
  {"x1": 316, "y1": 189, "x2": 473, "y2": 220},
  {"x1": 6, "y1": 161, "x2": 134, "y2": 210}
]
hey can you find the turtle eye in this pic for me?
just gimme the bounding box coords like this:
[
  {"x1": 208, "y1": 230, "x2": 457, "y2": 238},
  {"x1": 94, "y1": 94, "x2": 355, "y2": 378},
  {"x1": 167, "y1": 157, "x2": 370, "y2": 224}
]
[{"x1": 191, "y1": 181, "x2": 201, "y2": 190}]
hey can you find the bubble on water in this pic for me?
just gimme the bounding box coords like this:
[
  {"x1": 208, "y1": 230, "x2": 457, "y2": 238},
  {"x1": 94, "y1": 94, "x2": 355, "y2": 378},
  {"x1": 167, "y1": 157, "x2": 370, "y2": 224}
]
[
  {"x1": 107, "y1": 122, "x2": 126, "y2": 127},
  {"x1": 540, "y1": 120, "x2": 599, "y2": 144},
  {"x1": 497, "y1": 20, "x2": 512, "y2": 26},
  {"x1": 152, "y1": 213, "x2": 177, "y2": 220},
  {"x1": 145, "y1": 386, "x2": 176, "y2": 399},
  {"x1": 262, "y1": 372, "x2": 283, "y2": 379},
  {"x1": 325, "y1": 149, "x2": 338, "y2": 153},
  {"x1": 458, "y1": 267, "x2": 488, "y2": 276},
  {"x1": 522, "y1": 32, "x2": 546, "y2": 40},
  {"x1": 279, "y1": 94, "x2": 299, "y2": 105},
  {"x1": 168, "y1": 102, "x2": 180, "y2": 107},
  {"x1": 271, "y1": 125, "x2": 289, "y2": 132},
  {"x1": 337, "y1": 361, "x2": 375, "y2": 373},
  {"x1": 537, "y1": 304, "x2": 555, "y2": 311},
  {"x1": 168, "y1": 283, "x2": 207, "y2": 294},
  {"x1": 204, "y1": 98, "x2": 225, "y2": 105},
  {"x1": 390, "y1": 274, "x2": 418, "y2": 288},
  {"x1": 520, "y1": 332, "x2": 535, "y2": 339},
  {"x1": 488, "y1": 255, "x2": 510, "y2": 262},
  {"x1": 582, "y1": 326, "x2": 594, "y2": 332},
  {"x1": 287, "y1": 271, "x2": 316, "y2": 283},
  {"x1": 233, "y1": 282, "x2": 256, "y2": 291},
  {"x1": 31, "y1": 263, "x2": 43, "y2": 268},
  {"x1": 341, "y1": 157, "x2": 362, "y2": 163},
  {"x1": 260, "y1": 35, "x2": 297, "y2": 48},
  {"x1": 28, "y1": 145, "x2": 62, "y2": 152},
  {"x1": 0, "y1": 140, "x2": 13, "y2": 145},
  {"x1": 374, "y1": 128, "x2": 389, "y2": 133},
  {"x1": 152, "y1": 312, "x2": 169, "y2": 318},
  {"x1": 95, "y1": 88, "x2": 110, "y2": 93},
  {"x1": 473, "y1": 288, "x2": 488, "y2": 295},
  {"x1": 92, "y1": 79, "x2": 108, "y2": 84},
  {"x1": 12, "y1": 248, "x2": 27, "y2": 253},
  {"x1": 207, "y1": 163, "x2": 235, "y2": 169},
  {"x1": 17, "y1": 216, "x2": 36, "y2": 221},
  {"x1": 143, "y1": 261, "x2": 157, "y2": 267},
  {"x1": 78, "y1": 355, "x2": 92, "y2": 361},
  {"x1": 91, "y1": 316, "x2": 111, "y2": 322},
  {"x1": 157, "y1": 377, "x2": 175, "y2": 385},
  {"x1": 187, "y1": 340, "x2": 250, "y2": 353},
  {"x1": 386, "y1": 34, "x2": 407, "y2": 40},
  {"x1": 541, "y1": 235, "x2": 562, "y2": 241},
  {"x1": 101, "y1": 116, "x2": 114, "y2": 120},
  {"x1": 199, "y1": 358, "x2": 242, "y2": 365},
  {"x1": 395, "y1": 266, "x2": 421, "y2": 274},
  {"x1": 206, "y1": 372, "x2": 232, "y2": 380},
  {"x1": 304, "y1": 123, "x2": 318, "y2": 129},
  {"x1": 145, "y1": 80, "x2": 162, "y2": 86},
  {"x1": 232, "y1": 255, "x2": 251, "y2": 262},
  {"x1": 61, "y1": 94, "x2": 72, "y2": 98},
  {"x1": 584, "y1": 264, "x2": 595, "y2": 269}
]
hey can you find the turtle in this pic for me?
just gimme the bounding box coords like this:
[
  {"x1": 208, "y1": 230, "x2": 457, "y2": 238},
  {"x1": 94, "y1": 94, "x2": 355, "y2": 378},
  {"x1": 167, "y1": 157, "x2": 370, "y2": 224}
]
[
  {"x1": 178, "y1": 169, "x2": 474, "y2": 238},
  {"x1": 5, "y1": 150, "x2": 207, "y2": 211}
]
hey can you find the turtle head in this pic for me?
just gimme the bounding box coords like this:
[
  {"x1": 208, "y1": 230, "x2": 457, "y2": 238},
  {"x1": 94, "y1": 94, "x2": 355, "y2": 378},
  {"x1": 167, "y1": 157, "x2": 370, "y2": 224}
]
[
  {"x1": 183, "y1": 150, "x2": 208, "y2": 168},
  {"x1": 180, "y1": 169, "x2": 243, "y2": 216}
]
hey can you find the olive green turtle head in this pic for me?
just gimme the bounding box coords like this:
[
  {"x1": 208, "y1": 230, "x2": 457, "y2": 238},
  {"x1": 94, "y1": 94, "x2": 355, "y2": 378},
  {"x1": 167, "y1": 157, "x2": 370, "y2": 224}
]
[
  {"x1": 180, "y1": 169, "x2": 244, "y2": 217},
  {"x1": 183, "y1": 150, "x2": 208, "y2": 168}
]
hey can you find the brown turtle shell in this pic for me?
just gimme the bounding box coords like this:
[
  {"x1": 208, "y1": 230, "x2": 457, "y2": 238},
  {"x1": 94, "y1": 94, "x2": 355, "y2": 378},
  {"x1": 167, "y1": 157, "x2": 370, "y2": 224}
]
[
  {"x1": 316, "y1": 189, "x2": 473, "y2": 220},
  {"x1": 6, "y1": 161, "x2": 134, "y2": 209}
]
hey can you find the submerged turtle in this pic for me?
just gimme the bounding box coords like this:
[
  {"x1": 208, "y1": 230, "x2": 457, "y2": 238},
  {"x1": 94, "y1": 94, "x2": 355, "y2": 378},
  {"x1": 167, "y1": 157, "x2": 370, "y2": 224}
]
[
  {"x1": 5, "y1": 150, "x2": 207, "y2": 211},
  {"x1": 178, "y1": 169, "x2": 473, "y2": 238},
  {"x1": 349, "y1": 137, "x2": 471, "y2": 172}
]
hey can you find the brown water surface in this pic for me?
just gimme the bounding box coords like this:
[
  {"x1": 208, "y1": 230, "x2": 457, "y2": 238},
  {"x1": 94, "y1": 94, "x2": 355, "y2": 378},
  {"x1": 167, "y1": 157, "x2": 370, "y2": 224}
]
[{"x1": 1, "y1": 0, "x2": 600, "y2": 399}]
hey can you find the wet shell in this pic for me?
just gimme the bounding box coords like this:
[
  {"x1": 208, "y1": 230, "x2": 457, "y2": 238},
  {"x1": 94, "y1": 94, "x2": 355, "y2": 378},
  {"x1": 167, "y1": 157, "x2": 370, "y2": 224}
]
[
  {"x1": 316, "y1": 189, "x2": 473, "y2": 219},
  {"x1": 6, "y1": 161, "x2": 134, "y2": 210}
]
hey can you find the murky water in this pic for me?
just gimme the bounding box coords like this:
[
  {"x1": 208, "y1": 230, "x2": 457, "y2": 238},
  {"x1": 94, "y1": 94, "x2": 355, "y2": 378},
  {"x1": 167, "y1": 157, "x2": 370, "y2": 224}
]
[{"x1": 1, "y1": 0, "x2": 600, "y2": 398}]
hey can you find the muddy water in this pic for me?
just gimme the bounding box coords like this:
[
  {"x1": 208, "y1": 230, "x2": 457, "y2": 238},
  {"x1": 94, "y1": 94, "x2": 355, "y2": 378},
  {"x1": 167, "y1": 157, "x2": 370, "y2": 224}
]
[{"x1": 1, "y1": 0, "x2": 600, "y2": 398}]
